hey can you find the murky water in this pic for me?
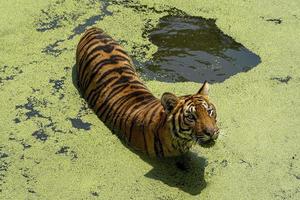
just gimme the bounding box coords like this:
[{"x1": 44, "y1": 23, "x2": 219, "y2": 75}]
[{"x1": 138, "y1": 15, "x2": 261, "y2": 83}]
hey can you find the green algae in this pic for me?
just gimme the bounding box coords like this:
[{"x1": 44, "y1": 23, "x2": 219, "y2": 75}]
[{"x1": 0, "y1": 0, "x2": 300, "y2": 199}]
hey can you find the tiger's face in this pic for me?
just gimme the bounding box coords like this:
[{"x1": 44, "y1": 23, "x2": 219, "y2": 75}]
[{"x1": 161, "y1": 81, "x2": 219, "y2": 145}]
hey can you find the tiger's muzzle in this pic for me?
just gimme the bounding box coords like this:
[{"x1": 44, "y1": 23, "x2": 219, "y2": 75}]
[{"x1": 193, "y1": 127, "x2": 219, "y2": 145}]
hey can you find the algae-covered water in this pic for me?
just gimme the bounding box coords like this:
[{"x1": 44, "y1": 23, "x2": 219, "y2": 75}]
[{"x1": 0, "y1": 0, "x2": 300, "y2": 199}]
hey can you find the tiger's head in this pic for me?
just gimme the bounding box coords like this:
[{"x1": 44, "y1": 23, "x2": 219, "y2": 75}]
[{"x1": 161, "y1": 81, "x2": 219, "y2": 147}]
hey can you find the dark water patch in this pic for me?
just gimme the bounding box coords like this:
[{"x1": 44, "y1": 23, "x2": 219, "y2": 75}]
[
  {"x1": 68, "y1": 15, "x2": 102, "y2": 40},
  {"x1": 77, "y1": 103, "x2": 93, "y2": 118},
  {"x1": 21, "y1": 142, "x2": 32, "y2": 150},
  {"x1": 0, "y1": 65, "x2": 23, "y2": 86},
  {"x1": 271, "y1": 75, "x2": 292, "y2": 84},
  {"x1": 266, "y1": 18, "x2": 282, "y2": 24},
  {"x1": 68, "y1": 1, "x2": 113, "y2": 40},
  {"x1": 8, "y1": 133, "x2": 16, "y2": 141},
  {"x1": 59, "y1": 93, "x2": 65, "y2": 100},
  {"x1": 15, "y1": 97, "x2": 64, "y2": 134},
  {"x1": 273, "y1": 188, "x2": 300, "y2": 200},
  {"x1": 32, "y1": 129, "x2": 48, "y2": 142},
  {"x1": 0, "y1": 152, "x2": 8, "y2": 159},
  {"x1": 0, "y1": 161, "x2": 9, "y2": 172},
  {"x1": 0, "y1": 65, "x2": 8, "y2": 72},
  {"x1": 111, "y1": 0, "x2": 165, "y2": 14},
  {"x1": 239, "y1": 159, "x2": 252, "y2": 168},
  {"x1": 0, "y1": 148, "x2": 9, "y2": 191},
  {"x1": 49, "y1": 78, "x2": 64, "y2": 91},
  {"x1": 70, "y1": 151, "x2": 78, "y2": 160},
  {"x1": 45, "y1": 120, "x2": 64, "y2": 133},
  {"x1": 42, "y1": 39, "x2": 66, "y2": 57},
  {"x1": 31, "y1": 88, "x2": 40, "y2": 93},
  {"x1": 69, "y1": 118, "x2": 92, "y2": 130},
  {"x1": 15, "y1": 97, "x2": 49, "y2": 120},
  {"x1": 28, "y1": 189, "x2": 36, "y2": 193},
  {"x1": 29, "y1": 61, "x2": 38, "y2": 65},
  {"x1": 14, "y1": 118, "x2": 21, "y2": 124},
  {"x1": 49, "y1": 78, "x2": 65, "y2": 99},
  {"x1": 20, "y1": 167, "x2": 37, "y2": 195},
  {"x1": 64, "y1": 66, "x2": 71, "y2": 71},
  {"x1": 91, "y1": 191, "x2": 99, "y2": 196},
  {"x1": 261, "y1": 16, "x2": 282, "y2": 25},
  {"x1": 36, "y1": 0, "x2": 82, "y2": 32},
  {"x1": 293, "y1": 174, "x2": 300, "y2": 180},
  {"x1": 56, "y1": 146, "x2": 78, "y2": 160},
  {"x1": 6, "y1": 133, "x2": 32, "y2": 150},
  {"x1": 36, "y1": 9, "x2": 63, "y2": 32},
  {"x1": 220, "y1": 159, "x2": 228, "y2": 167},
  {"x1": 110, "y1": 0, "x2": 187, "y2": 16},
  {"x1": 56, "y1": 146, "x2": 70, "y2": 154},
  {"x1": 139, "y1": 15, "x2": 261, "y2": 83},
  {"x1": 16, "y1": 101, "x2": 43, "y2": 119}
]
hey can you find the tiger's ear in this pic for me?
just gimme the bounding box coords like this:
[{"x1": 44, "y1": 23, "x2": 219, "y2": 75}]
[
  {"x1": 161, "y1": 92, "x2": 179, "y2": 114},
  {"x1": 197, "y1": 81, "x2": 209, "y2": 96}
]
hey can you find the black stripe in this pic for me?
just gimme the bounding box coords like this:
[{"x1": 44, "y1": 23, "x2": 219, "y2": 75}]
[
  {"x1": 79, "y1": 29, "x2": 99, "y2": 46},
  {"x1": 113, "y1": 95, "x2": 155, "y2": 130},
  {"x1": 85, "y1": 76, "x2": 118, "y2": 106},
  {"x1": 78, "y1": 35, "x2": 112, "y2": 71},
  {"x1": 172, "y1": 109, "x2": 181, "y2": 138},
  {"x1": 79, "y1": 33, "x2": 112, "y2": 56},
  {"x1": 154, "y1": 135, "x2": 164, "y2": 157},
  {"x1": 89, "y1": 78, "x2": 140, "y2": 108},
  {"x1": 112, "y1": 86, "x2": 155, "y2": 126},
  {"x1": 80, "y1": 42, "x2": 115, "y2": 70},
  {"x1": 101, "y1": 91, "x2": 151, "y2": 123},
  {"x1": 88, "y1": 44, "x2": 115, "y2": 55},
  {"x1": 93, "y1": 55, "x2": 131, "y2": 79},
  {"x1": 87, "y1": 75, "x2": 120, "y2": 105},
  {"x1": 85, "y1": 66, "x2": 133, "y2": 98},
  {"x1": 178, "y1": 114, "x2": 190, "y2": 132},
  {"x1": 146, "y1": 102, "x2": 161, "y2": 129},
  {"x1": 79, "y1": 40, "x2": 116, "y2": 77},
  {"x1": 79, "y1": 37, "x2": 109, "y2": 65},
  {"x1": 79, "y1": 52, "x2": 100, "y2": 83},
  {"x1": 141, "y1": 122, "x2": 148, "y2": 155},
  {"x1": 87, "y1": 55, "x2": 131, "y2": 86},
  {"x1": 97, "y1": 84, "x2": 134, "y2": 123},
  {"x1": 97, "y1": 90, "x2": 146, "y2": 118},
  {"x1": 82, "y1": 56, "x2": 125, "y2": 90},
  {"x1": 86, "y1": 66, "x2": 130, "y2": 100},
  {"x1": 151, "y1": 104, "x2": 166, "y2": 157},
  {"x1": 115, "y1": 48, "x2": 129, "y2": 56},
  {"x1": 128, "y1": 106, "x2": 147, "y2": 142}
]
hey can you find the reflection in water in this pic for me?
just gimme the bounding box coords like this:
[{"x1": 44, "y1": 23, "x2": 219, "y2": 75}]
[{"x1": 139, "y1": 15, "x2": 261, "y2": 83}]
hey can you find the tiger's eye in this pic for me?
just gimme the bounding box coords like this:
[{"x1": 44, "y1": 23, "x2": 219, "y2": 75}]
[{"x1": 186, "y1": 114, "x2": 195, "y2": 121}]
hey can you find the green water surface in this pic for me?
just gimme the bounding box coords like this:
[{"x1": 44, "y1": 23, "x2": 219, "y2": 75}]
[{"x1": 0, "y1": 0, "x2": 299, "y2": 199}]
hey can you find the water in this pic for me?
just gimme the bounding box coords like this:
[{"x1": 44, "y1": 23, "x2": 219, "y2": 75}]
[{"x1": 139, "y1": 15, "x2": 261, "y2": 83}]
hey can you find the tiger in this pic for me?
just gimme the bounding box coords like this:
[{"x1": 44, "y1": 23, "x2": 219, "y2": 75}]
[{"x1": 76, "y1": 27, "x2": 219, "y2": 157}]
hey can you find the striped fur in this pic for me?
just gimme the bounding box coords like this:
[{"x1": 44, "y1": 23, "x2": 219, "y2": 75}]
[{"x1": 76, "y1": 27, "x2": 219, "y2": 157}]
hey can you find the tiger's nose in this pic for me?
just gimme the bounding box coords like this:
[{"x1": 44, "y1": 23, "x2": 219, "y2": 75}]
[{"x1": 204, "y1": 128, "x2": 219, "y2": 139}]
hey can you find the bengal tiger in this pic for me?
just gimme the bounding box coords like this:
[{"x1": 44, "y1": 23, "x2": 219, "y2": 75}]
[{"x1": 76, "y1": 27, "x2": 219, "y2": 157}]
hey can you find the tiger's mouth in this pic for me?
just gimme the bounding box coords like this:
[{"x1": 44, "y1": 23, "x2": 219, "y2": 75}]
[
  {"x1": 195, "y1": 137, "x2": 216, "y2": 148},
  {"x1": 193, "y1": 132, "x2": 218, "y2": 147}
]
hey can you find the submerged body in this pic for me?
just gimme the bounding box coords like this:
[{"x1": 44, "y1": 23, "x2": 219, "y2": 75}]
[{"x1": 76, "y1": 27, "x2": 219, "y2": 157}]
